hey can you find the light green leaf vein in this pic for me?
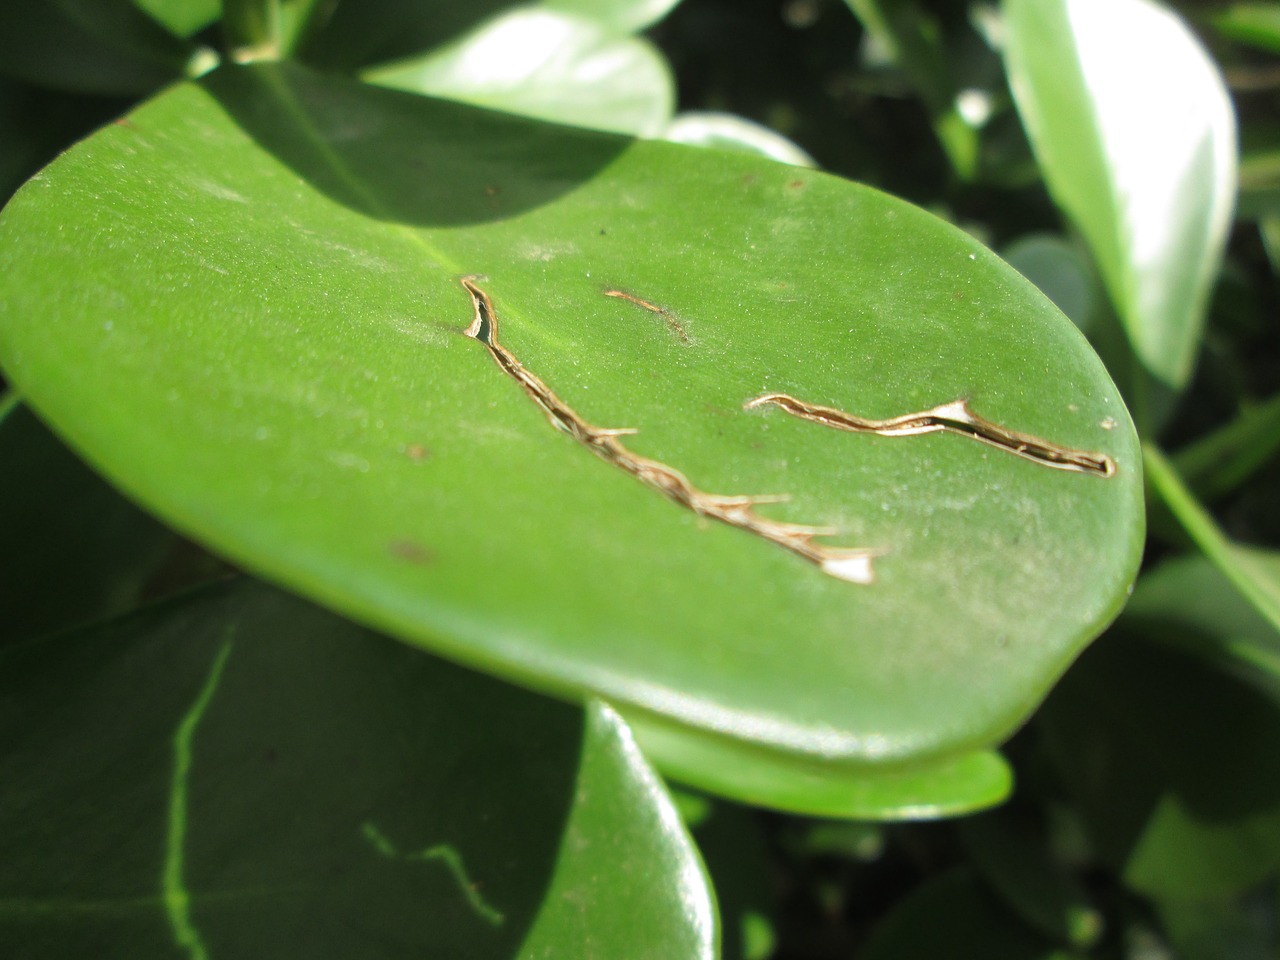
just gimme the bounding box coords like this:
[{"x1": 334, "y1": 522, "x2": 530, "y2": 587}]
[
  {"x1": 164, "y1": 636, "x2": 235, "y2": 960},
  {"x1": 361, "y1": 822, "x2": 504, "y2": 926}
]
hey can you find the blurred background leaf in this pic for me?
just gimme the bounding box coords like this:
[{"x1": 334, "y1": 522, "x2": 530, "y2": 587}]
[
  {"x1": 0, "y1": 577, "x2": 716, "y2": 959},
  {"x1": 1004, "y1": 0, "x2": 1237, "y2": 391}
]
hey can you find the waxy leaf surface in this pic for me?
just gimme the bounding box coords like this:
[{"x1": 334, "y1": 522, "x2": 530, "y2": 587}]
[
  {"x1": 1004, "y1": 0, "x2": 1237, "y2": 388},
  {"x1": 0, "y1": 64, "x2": 1143, "y2": 808},
  {"x1": 0, "y1": 578, "x2": 715, "y2": 959}
]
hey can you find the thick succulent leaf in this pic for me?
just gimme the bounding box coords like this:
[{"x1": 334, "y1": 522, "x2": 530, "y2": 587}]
[
  {"x1": 1039, "y1": 631, "x2": 1280, "y2": 900},
  {"x1": 0, "y1": 577, "x2": 715, "y2": 959},
  {"x1": 0, "y1": 0, "x2": 202, "y2": 95},
  {"x1": 1004, "y1": 0, "x2": 1237, "y2": 388},
  {"x1": 367, "y1": 8, "x2": 674, "y2": 137},
  {"x1": 0, "y1": 399, "x2": 177, "y2": 645},
  {"x1": 624, "y1": 709, "x2": 1012, "y2": 819},
  {"x1": 0, "y1": 64, "x2": 1142, "y2": 809}
]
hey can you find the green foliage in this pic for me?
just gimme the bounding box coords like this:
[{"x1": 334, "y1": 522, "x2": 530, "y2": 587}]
[{"x1": 0, "y1": 0, "x2": 1277, "y2": 956}]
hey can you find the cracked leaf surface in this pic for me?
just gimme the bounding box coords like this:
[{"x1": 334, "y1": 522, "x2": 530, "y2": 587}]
[{"x1": 0, "y1": 64, "x2": 1144, "y2": 808}]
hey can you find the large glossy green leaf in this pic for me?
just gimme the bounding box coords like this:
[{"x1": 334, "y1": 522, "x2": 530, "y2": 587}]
[
  {"x1": 0, "y1": 64, "x2": 1142, "y2": 810},
  {"x1": 0, "y1": 577, "x2": 715, "y2": 959},
  {"x1": 367, "y1": 8, "x2": 674, "y2": 137},
  {"x1": 1004, "y1": 0, "x2": 1237, "y2": 388}
]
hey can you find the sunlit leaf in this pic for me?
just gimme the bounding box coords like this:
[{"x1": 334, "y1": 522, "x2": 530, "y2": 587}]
[
  {"x1": 1004, "y1": 0, "x2": 1237, "y2": 388},
  {"x1": 664, "y1": 111, "x2": 816, "y2": 167},
  {"x1": 0, "y1": 63, "x2": 1142, "y2": 812},
  {"x1": 542, "y1": 0, "x2": 685, "y2": 33},
  {"x1": 366, "y1": 8, "x2": 674, "y2": 137}
]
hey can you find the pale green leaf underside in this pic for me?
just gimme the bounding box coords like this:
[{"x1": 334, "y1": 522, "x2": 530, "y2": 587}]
[{"x1": 0, "y1": 65, "x2": 1142, "y2": 804}]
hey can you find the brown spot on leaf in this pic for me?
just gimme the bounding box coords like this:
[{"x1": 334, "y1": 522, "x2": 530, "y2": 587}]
[
  {"x1": 403, "y1": 443, "x2": 431, "y2": 461},
  {"x1": 390, "y1": 540, "x2": 435, "y2": 565}
]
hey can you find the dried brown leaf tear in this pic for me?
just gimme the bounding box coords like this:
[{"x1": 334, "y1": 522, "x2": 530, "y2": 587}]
[{"x1": 460, "y1": 277, "x2": 879, "y2": 583}]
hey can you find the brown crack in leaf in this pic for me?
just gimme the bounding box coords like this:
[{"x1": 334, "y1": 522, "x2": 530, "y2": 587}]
[
  {"x1": 460, "y1": 277, "x2": 879, "y2": 584},
  {"x1": 745, "y1": 393, "x2": 1116, "y2": 477},
  {"x1": 604, "y1": 288, "x2": 692, "y2": 344}
]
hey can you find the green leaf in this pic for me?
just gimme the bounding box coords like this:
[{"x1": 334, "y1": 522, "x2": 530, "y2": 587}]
[
  {"x1": 0, "y1": 400, "x2": 177, "y2": 645},
  {"x1": 860, "y1": 868, "x2": 1077, "y2": 960},
  {"x1": 1039, "y1": 631, "x2": 1280, "y2": 901},
  {"x1": 0, "y1": 64, "x2": 1143, "y2": 810},
  {"x1": 1126, "y1": 552, "x2": 1280, "y2": 702},
  {"x1": 541, "y1": 0, "x2": 684, "y2": 33},
  {"x1": 842, "y1": 0, "x2": 981, "y2": 180},
  {"x1": 299, "y1": 0, "x2": 544, "y2": 71},
  {"x1": 0, "y1": 0, "x2": 205, "y2": 95},
  {"x1": 664, "y1": 112, "x2": 816, "y2": 167},
  {"x1": 1214, "y1": 3, "x2": 1280, "y2": 55},
  {"x1": 1003, "y1": 0, "x2": 1237, "y2": 388},
  {"x1": 687, "y1": 800, "x2": 776, "y2": 960},
  {"x1": 1144, "y1": 444, "x2": 1280, "y2": 633},
  {"x1": 366, "y1": 8, "x2": 674, "y2": 137},
  {"x1": 625, "y1": 709, "x2": 1012, "y2": 819},
  {"x1": 1153, "y1": 892, "x2": 1279, "y2": 960},
  {"x1": 134, "y1": 0, "x2": 221, "y2": 38},
  {"x1": 1001, "y1": 234, "x2": 1100, "y2": 337},
  {"x1": 1173, "y1": 392, "x2": 1280, "y2": 503},
  {"x1": 0, "y1": 577, "x2": 716, "y2": 959},
  {"x1": 958, "y1": 806, "x2": 1102, "y2": 948},
  {"x1": 223, "y1": 0, "x2": 333, "y2": 62}
]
